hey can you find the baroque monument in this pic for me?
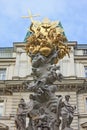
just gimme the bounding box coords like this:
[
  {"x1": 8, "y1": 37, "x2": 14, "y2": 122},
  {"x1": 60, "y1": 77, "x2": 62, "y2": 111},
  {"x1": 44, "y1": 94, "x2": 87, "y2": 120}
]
[{"x1": 15, "y1": 13, "x2": 76, "y2": 130}]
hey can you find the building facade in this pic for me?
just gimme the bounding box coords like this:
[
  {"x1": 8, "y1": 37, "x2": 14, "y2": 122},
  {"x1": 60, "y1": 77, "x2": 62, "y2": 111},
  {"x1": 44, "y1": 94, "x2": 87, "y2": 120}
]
[{"x1": 0, "y1": 42, "x2": 87, "y2": 130}]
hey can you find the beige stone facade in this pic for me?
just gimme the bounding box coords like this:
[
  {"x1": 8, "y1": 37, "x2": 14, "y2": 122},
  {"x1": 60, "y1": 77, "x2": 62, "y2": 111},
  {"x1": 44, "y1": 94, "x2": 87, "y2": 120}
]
[{"x1": 0, "y1": 42, "x2": 87, "y2": 130}]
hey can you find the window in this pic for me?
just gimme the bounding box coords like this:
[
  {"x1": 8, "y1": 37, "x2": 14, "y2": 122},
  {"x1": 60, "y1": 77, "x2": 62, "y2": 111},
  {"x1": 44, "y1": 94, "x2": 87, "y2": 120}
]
[
  {"x1": 84, "y1": 67, "x2": 87, "y2": 78},
  {"x1": 83, "y1": 50, "x2": 87, "y2": 55},
  {"x1": 0, "y1": 100, "x2": 4, "y2": 116},
  {"x1": 0, "y1": 48, "x2": 13, "y2": 58},
  {"x1": 0, "y1": 69, "x2": 6, "y2": 80}
]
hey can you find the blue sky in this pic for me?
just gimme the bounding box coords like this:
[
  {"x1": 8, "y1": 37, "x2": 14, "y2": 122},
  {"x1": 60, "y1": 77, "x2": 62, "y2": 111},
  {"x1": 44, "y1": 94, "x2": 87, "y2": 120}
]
[{"x1": 0, "y1": 0, "x2": 87, "y2": 47}]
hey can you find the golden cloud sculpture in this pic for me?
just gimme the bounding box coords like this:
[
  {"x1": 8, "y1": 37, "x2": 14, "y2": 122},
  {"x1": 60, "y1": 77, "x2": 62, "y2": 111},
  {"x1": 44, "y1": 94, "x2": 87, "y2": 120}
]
[{"x1": 25, "y1": 18, "x2": 70, "y2": 63}]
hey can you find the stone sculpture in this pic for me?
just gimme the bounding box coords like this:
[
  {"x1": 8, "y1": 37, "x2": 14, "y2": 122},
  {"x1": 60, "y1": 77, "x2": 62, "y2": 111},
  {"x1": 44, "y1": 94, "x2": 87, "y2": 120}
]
[
  {"x1": 61, "y1": 95, "x2": 76, "y2": 130},
  {"x1": 15, "y1": 99, "x2": 26, "y2": 130},
  {"x1": 15, "y1": 16, "x2": 75, "y2": 130}
]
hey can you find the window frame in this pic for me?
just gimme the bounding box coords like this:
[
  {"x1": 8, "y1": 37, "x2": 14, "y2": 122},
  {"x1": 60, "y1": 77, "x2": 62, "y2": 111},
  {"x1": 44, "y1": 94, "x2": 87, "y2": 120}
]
[
  {"x1": 85, "y1": 97, "x2": 87, "y2": 111},
  {"x1": 83, "y1": 49, "x2": 87, "y2": 55},
  {"x1": 0, "y1": 100, "x2": 4, "y2": 116},
  {"x1": 83, "y1": 95, "x2": 87, "y2": 113},
  {"x1": 84, "y1": 66, "x2": 87, "y2": 78},
  {"x1": 0, "y1": 97, "x2": 6, "y2": 117},
  {"x1": 0, "y1": 68, "x2": 6, "y2": 80}
]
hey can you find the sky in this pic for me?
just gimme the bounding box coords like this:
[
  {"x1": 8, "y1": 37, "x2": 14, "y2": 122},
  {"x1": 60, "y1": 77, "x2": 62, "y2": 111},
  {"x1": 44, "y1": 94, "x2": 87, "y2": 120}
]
[{"x1": 0, "y1": 0, "x2": 87, "y2": 47}]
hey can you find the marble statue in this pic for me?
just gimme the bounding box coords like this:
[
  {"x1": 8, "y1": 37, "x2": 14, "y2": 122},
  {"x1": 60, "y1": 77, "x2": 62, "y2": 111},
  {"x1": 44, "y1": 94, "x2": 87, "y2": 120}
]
[
  {"x1": 15, "y1": 99, "x2": 26, "y2": 130},
  {"x1": 61, "y1": 95, "x2": 76, "y2": 130},
  {"x1": 15, "y1": 15, "x2": 75, "y2": 130}
]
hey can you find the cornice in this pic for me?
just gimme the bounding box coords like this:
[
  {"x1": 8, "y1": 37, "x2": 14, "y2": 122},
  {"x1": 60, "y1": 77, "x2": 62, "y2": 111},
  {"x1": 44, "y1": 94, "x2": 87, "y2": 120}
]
[
  {"x1": 0, "y1": 58, "x2": 16, "y2": 62},
  {"x1": 13, "y1": 42, "x2": 25, "y2": 52},
  {"x1": 79, "y1": 113, "x2": 87, "y2": 118},
  {"x1": 0, "y1": 116, "x2": 10, "y2": 120},
  {"x1": 13, "y1": 42, "x2": 77, "y2": 47},
  {"x1": 67, "y1": 41, "x2": 77, "y2": 46},
  {"x1": 0, "y1": 78, "x2": 87, "y2": 94},
  {"x1": 74, "y1": 55, "x2": 87, "y2": 60}
]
